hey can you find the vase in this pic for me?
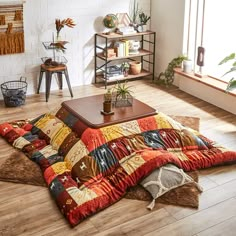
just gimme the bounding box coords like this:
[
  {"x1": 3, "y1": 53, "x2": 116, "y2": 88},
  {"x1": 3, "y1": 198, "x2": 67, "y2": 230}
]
[
  {"x1": 56, "y1": 32, "x2": 61, "y2": 42},
  {"x1": 183, "y1": 59, "x2": 192, "y2": 73},
  {"x1": 129, "y1": 61, "x2": 142, "y2": 75},
  {"x1": 103, "y1": 101, "x2": 112, "y2": 113}
]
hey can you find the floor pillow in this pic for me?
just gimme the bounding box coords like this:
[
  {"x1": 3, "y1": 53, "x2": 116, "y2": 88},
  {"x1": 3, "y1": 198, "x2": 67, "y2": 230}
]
[{"x1": 140, "y1": 164, "x2": 203, "y2": 210}]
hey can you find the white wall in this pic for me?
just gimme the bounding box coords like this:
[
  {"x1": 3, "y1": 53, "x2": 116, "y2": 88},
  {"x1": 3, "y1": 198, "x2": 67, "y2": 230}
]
[
  {"x1": 150, "y1": 0, "x2": 186, "y2": 77},
  {"x1": 0, "y1": 0, "x2": 150, "y2": 99}
]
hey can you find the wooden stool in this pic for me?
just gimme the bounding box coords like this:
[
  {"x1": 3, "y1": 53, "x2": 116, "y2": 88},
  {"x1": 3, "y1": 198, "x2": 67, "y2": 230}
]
[{"x1": 37, "y1": 64, "x2": 73, "y2": 102}]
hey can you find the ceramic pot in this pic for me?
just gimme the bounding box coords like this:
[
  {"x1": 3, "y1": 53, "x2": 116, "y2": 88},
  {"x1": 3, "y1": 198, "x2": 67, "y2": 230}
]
[
  {"x1": 103, "y1": 101, "x2": 112, "y2": 113},
  {"x1": 183, "y1": 60, "x2": 192, "y2": 73},
  {"x1": 129, "y1": 61, "x2": 142, "y2": 75}
]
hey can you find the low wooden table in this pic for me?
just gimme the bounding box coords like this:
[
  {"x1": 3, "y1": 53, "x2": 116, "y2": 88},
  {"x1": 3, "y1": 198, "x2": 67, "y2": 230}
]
[{"x1": 62, "y1": 94, "x2": 157, "y2": 128}]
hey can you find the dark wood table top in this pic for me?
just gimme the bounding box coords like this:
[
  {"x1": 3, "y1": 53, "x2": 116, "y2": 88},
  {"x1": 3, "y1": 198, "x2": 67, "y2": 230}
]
[{"x1": 62, "y1": 94, "x2": 157, "y2": 128}]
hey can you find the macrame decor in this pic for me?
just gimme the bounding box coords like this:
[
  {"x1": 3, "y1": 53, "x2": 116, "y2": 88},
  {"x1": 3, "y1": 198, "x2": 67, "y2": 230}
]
[{"x1": 0, "y1": 3, "x2": 24, "y2": 55}]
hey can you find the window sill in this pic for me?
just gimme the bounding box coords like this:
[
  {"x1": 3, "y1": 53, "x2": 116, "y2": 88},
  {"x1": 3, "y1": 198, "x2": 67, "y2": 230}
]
[
  {"x1": 174, "y1": 68, "x2": 236, "y2": 97},
  {"x1": 174, "y1": 67, "x2": 236, "y2": 115}
]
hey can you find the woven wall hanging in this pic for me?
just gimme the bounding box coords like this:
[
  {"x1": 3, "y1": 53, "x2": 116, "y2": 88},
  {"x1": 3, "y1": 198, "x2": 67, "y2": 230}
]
[{"x1": 0, "y1": 2, "x2": 24, "y2": 55}]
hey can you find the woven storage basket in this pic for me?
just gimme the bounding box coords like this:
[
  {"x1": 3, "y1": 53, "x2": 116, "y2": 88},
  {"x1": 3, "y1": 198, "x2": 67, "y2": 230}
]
[{"x1": 1, "y1": 77, "x2": 27, "y2": 107}]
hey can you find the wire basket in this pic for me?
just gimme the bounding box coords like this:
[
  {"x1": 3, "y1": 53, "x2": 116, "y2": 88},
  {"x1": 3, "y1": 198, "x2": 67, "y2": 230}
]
[{"x1": 1, "y1": 77, "x2": 27, "y2": 107}]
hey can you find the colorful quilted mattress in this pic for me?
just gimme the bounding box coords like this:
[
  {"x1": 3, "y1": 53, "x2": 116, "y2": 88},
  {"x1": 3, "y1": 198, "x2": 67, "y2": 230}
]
[{"x1": 0, "y1": 106, "x2": 236, "y2": 227}]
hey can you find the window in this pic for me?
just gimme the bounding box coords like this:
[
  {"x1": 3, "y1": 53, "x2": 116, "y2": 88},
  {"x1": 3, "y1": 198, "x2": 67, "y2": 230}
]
[{"x1": 183, "y1": 0, "x2": 236, "y2": 82}]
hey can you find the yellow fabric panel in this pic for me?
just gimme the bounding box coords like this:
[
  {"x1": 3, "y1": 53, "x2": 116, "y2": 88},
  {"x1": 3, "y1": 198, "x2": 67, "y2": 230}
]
[
  {"x1": 121, "y1": 153, "x2": 146, "y2": 175},
  {"x1": 154, "y1": 112, "x2": 173, "y2": 129},
  {"x1": 51, "y1": 161, "x2": 70, "y2": 175},
  {"x1": 51, "y1": 126, "x2": 71, "y2": 150},
  {"x1": 67, "y1": 186, "x2": 97, "y2": 206},
  {"x1": 65, "y1": 139, "x2": 89, "y2": 169}
]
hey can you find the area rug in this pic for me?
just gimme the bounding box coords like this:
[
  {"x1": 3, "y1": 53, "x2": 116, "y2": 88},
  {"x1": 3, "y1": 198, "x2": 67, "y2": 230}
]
[{"x1": 0, "y1": 115, "x2": 201, "y2": 208}]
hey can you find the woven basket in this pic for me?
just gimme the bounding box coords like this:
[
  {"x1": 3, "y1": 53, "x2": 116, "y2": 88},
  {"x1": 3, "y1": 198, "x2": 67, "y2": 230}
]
[{"x1": 1, "y1": 77, "x2": 27, "y2": 107}]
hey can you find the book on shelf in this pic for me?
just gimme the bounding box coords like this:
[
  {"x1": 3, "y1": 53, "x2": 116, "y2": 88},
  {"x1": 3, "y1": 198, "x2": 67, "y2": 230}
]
[
  {"x1": 103, "y1": 65, "x2": 124, "y2": 80},
  {"x1": 120, "y1": 39, "x2": 129, "y2": 56},
  {"x1": 114, "y1": 40, "x2": 130, "y2": 57},
  {"x1": 115, "y1": 41, "x2": 125, "y2": 57},
  {"x1": 106, "y1": 65, "x2": 122, "y2": 74}
]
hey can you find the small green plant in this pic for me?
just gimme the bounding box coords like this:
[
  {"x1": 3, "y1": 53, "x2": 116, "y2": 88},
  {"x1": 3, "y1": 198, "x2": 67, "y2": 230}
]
[
  {"x1": 113, "y1": 80, "x2": 133, "y2": 100},
  {"x1": 139, "y1": 12, "x2": 150, "y2": 25},
  {"x1": 156, "y1": 55, "x2": 187, "y2": 86},
  {"x1": 121, "y1": 62, "x2": 130, "y2": 69},
  {"x1": 104, "y1": 88, "x2": 112, "y2": 102},
  {"x1": 219, "y1": 53, "x2": 236, "y2": 92},
  {"x1": 121, "y1": 62, "x2": 130, "y2": 76}
]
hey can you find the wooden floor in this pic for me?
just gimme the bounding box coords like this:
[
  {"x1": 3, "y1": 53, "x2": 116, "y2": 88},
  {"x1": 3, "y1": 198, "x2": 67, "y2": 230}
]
[{"x1": 0, "y1": 79, "x2": 236, "y2": 236}]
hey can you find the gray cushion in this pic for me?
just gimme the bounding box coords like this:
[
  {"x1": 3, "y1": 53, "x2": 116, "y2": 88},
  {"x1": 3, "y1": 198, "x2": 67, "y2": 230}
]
[{"x1": 140, "y1": 164, "x2": 203, "y2": 210}]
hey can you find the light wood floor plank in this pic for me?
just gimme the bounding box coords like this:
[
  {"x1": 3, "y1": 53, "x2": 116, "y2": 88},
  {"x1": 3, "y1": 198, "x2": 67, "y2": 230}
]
[
  {"x1": 144, "y1": 198, "x2": 236, "y2": 236},
  {"x1": 196, "y1": 216, "x2": 236, "y2": 236},
  {"x1": 163, "y1": 177, "x2": 236, "y2": 220},
  {"x1": 0, "y1": 79, "x2": 235, "y2": 235}
]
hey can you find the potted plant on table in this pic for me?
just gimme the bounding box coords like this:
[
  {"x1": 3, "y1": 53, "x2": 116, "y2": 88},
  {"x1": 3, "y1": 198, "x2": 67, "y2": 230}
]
[
  {"x1": 112, "y1": 80, "x2": 134, "y2": 107},
  {"x1": 103, "y1": 88, "x2": 113, "y2": 113},
  {"x1": 219, "y1": 53, "x2": 236, "y2": 92}
]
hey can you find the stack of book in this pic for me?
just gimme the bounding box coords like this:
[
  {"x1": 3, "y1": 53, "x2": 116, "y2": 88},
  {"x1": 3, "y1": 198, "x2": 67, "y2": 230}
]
[
  {"x1": 103, "y1": 65, "x2": 124, "y2": 80},
  {"x1": 115, "y1": 39, "x2": 130, "y2": 57}
]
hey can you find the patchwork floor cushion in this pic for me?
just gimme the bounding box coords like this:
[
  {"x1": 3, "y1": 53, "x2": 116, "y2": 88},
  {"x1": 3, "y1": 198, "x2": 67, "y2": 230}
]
[{"x1": 0, "y1": 108, "x2": 236, "y2": 227}]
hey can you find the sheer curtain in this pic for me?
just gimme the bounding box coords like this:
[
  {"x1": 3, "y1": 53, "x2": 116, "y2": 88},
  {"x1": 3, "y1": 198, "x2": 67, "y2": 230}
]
[{"x1": 184, "y1": 0, "x2": 236, "y2": 81}]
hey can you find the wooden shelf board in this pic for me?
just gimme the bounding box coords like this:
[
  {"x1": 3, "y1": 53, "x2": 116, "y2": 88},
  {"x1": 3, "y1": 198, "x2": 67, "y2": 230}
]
[
  {"x1": 96, "y1": 49, "x2": 153, "y2": 61},
  {"x1": 96, "y1": 70, "x2": 152, "y2": 83},
  {"x1": 96, "y1": 31, "x2": 155, "y2": 39}
]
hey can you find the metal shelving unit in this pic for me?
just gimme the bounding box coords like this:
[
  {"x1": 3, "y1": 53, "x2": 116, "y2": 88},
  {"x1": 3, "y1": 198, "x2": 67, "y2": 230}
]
[{"x1": 94, "y1": 31, "x2": 156, "y2": 88}]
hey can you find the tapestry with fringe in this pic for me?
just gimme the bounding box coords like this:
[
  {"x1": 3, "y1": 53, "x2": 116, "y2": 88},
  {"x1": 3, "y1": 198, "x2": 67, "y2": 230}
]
[{"x1": 0, "y1": 2, "x2": 24, "y2": 55}]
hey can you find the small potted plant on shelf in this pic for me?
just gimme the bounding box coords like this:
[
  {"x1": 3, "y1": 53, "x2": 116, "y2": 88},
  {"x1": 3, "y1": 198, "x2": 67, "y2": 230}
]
[
  {"x1": 219, "y1": 52, "x2": 236, "y2": 92},
  {"x1": 138, "y1": 12, "x2": 150, "y2": 32},
  {"x1": 113, "y1": 80, "x2": 134, "y2": 107},
  {"x1": 121, "y1": 62, "x2": 130, "y2": 77}
]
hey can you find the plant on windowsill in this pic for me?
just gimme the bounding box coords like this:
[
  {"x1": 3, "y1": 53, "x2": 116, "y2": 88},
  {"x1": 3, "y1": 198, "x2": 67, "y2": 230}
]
[
  {"x1": 156, "y1": 55, "x2": 187, "y2": 86},
  {"x1": 219, "y1": 53, "x2": 236, "y2": 92}
]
